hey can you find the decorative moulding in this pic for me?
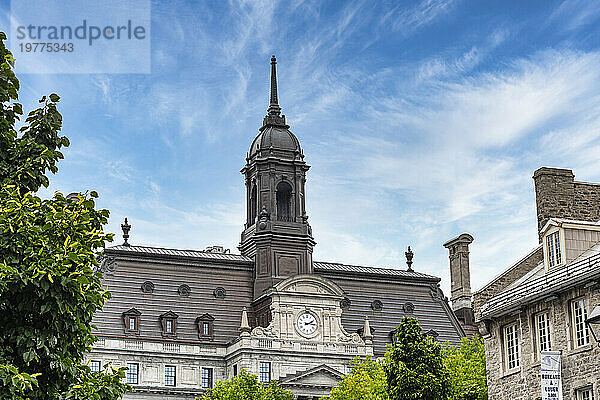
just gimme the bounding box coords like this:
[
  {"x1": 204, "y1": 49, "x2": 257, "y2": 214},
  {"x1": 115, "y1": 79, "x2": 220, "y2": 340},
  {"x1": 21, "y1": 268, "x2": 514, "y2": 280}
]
[
  {"x1": 178, "y1": 284, "x2": 191, "y2": 297},
  {"x1": 371, "y1": 300, "x2": 383, "y2": 311},
  {"x1": 213, "y1": 287, "x2": 226, "y2": 299},
  {"x1": 141, "y1": 281, "x2": 154, "y2": 294}
]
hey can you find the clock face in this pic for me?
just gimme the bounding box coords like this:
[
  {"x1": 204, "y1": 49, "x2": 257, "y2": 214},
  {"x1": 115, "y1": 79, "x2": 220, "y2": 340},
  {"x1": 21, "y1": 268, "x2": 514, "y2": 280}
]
[{"x1": 297, "y1": 312, "x2": 317, "y2": 336}]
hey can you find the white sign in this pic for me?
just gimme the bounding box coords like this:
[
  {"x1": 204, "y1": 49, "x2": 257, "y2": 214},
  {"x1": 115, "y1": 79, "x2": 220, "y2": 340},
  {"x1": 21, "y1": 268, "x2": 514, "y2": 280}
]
[{"x1": 541, "y1": 351, "x2": 563, "y2": 400}]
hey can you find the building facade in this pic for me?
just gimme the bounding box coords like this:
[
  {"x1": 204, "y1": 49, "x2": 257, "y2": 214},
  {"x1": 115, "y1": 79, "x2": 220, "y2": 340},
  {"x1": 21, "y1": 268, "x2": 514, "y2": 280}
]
[
  {"x1": 473, "y1": 167, "x2": 600, "y2": 400},
  {"x1": 88, "y1": 57, "x2": 466, "y2": 399}
]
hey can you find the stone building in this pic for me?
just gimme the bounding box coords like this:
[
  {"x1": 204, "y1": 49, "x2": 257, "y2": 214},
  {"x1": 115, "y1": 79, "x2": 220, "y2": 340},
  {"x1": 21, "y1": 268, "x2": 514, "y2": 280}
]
[
  {"x1": 88, "y1": 57, "x2": 466, "y2": 400},
  {"x1": 473, "y1": 167, "x2": 600, "y2": 400}
]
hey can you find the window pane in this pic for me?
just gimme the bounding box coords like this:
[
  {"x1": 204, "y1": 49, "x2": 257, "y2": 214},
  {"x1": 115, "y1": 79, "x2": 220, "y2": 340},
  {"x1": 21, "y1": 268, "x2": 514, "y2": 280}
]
[
  {"x1": 259, "y1": 362, "x2": 271, "y2": 383},
  {"x1": 547, "y1": 232, "x2": 562, "y2": 268},
  {"x1": 536, "y1": 313, "x2": 551, "y2": 353},
  {"x1": 129, "y1": 317, "x2": 136, "y2": 330},
  {"x1": 573, "y1": 299, "x2": 590, "y2": 347},
  {"x1": 90, "y1": 361, "x2": 100, "y2": 373},
  {"x1": 165, "y1": 366, "x2": 176, "y2": 386},
  {"x1": 202, "y1": 368, "x2": 213, "y2": 388},
  {"x1": 504, "y1": 324, "x2": 519, "y2": 370},
  {"x1": 577, "y1": 388, "x2": 593, "y2": 400},
  {"x1": 126, "y1": 363, "x2": 138, "y2": 384},
  {"x1": 166, "y1": 320, "x2": 172, "y2": 333},
  {"x1": 203, "y1": 322, "x2": 210, "y2": 336}
]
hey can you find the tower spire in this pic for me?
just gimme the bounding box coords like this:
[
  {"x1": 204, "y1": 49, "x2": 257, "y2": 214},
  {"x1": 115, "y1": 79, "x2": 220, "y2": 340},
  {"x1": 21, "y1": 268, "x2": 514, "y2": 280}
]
[
  {"x1": 267, "y1": 55, "x2": 281, "y2": 116},
  {"x1": 262, "y1": 55, "x2": 287, "y2": 129}
]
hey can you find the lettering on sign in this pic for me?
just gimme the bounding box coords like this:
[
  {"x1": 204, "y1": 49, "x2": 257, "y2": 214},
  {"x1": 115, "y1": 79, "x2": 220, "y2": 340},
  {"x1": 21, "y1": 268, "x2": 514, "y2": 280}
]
[{"x1": 540, "y1": 351, "x2": 563, "y2": 400}]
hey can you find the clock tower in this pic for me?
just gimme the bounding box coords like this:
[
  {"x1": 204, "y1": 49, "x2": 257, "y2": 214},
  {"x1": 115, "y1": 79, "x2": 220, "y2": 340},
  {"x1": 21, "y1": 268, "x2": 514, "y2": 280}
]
[{"x1": 240, "y1": 56, "x2": 316, "y2": 299}]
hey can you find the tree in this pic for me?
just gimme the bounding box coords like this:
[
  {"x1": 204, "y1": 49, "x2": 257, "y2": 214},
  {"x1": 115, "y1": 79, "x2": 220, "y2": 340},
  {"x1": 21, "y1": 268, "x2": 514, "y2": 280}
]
[
  {"x1": 197, "y1": 370, "x2": 293, "y2": 400},
  {"x1": 384, "y1": 317, "x2": 451, "y2": 400},
  {"x1": 0, "y1": 31, "x2": 128, "y2": 399},
  {"x1": 443, "y1": 335, "x2": 487, "y2": 400},
  {"x1": 327, "y1": 357, "x2": 388, "y2": 400}
]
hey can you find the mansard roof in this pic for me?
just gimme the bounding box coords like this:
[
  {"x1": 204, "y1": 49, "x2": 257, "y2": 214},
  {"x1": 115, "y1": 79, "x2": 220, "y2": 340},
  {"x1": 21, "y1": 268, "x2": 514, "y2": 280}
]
[
  {"x1": 480, "y1": 242, "x2": 600, "y2": 319},
  {"x1": 314, "y1": 261, "x2": 439, "y2": 282},
  {"x1": 105, "y1": 245, "x2": 253, "y2": 264},
  {"x1": 104, "y1": 244, "x2": 439, "y2": 282}
]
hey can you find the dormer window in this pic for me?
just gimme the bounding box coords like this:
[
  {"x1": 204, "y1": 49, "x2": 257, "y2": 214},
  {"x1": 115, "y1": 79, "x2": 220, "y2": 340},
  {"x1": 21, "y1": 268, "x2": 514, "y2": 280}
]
[
  {"x1": 159, "y1": 311, "x2": 178, "y2": 338},
  {"x1": 546, "y1": 230, "x2": 562, "y2": 268},
  {"x1": 196, "y1": 314, "x2": 215, "y2": 341},
  {"x1": 122, "y1": 308, "x2": 141, "y2": 335}
]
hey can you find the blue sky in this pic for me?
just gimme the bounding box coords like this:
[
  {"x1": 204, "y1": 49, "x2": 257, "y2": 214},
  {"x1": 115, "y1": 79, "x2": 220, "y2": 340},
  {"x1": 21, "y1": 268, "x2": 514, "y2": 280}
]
[{"x1": 2, "y1": 0, "x2": 600, "y2": 295}]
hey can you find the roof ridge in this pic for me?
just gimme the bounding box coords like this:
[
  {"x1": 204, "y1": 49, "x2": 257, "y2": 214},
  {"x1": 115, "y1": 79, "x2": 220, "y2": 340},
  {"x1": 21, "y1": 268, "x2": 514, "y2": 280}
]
[{"x1": 108, "y1": 244, "x2": 244, "y2": 256}]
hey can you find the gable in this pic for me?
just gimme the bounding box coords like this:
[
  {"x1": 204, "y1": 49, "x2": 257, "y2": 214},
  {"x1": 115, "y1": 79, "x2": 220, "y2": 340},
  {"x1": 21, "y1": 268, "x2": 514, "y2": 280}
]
[
  {"x1": 280, "y1": 364, "x2": 344, "y2": 388},
  {"x1": 274, "y1": 274, "x2": 345, "y2": 297}
]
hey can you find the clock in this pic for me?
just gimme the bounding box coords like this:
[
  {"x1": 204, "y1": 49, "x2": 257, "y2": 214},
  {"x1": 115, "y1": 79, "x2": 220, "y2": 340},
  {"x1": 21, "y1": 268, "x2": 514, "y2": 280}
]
[{"x1": 297, "y1": 312, "x2": 318, "y2": 336}]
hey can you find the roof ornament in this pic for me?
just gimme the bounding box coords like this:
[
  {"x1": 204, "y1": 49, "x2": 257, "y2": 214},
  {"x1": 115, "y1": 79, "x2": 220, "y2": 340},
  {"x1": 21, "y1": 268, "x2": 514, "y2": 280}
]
[
  {"x1": 121, "y1": 217, "x2": 131, "y2": 247},
  {"x1": 262, "y1": 55, "x2": 287, "y2": 129},
  {"x1": 405, "y1": 246, "x2": 414, "y2": 272},
  {"x1": 363, "y1": 316, "x2": 373, "y2": 344},
  {"x1": 239, "y1": 307, "x2": 251, "y2": 336}
]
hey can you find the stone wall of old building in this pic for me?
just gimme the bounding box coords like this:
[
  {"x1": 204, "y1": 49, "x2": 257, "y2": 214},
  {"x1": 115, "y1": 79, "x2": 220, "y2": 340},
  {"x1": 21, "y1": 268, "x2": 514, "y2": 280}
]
[
  {"x1": 533, "y1": 167, "x2": 600, "y2": 233},
  {"x1": 483, "y1": 284, "x2": 600, "y2": 400},
  {"x1": 473, "y1": 246, "x2": 543, "y2": 321}
]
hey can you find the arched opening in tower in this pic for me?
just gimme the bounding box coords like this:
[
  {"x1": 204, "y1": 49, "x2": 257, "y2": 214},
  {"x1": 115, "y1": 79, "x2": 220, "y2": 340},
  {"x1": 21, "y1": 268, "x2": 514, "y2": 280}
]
[
  {"x1": 250, "y1": 183, "x2": 257, "y2": 224},
  {"x1": 276, "y1": 181, "x2": 293, "y2": 222}
]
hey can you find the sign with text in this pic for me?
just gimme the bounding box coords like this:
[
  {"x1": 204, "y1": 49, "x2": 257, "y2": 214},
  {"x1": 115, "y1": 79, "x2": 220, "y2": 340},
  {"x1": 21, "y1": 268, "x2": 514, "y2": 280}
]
[
  {"x1": 541, "y1": 351, "x2": 563, "y2": 400},
  {"x1": 10, "y1": 0, "x2": 150, "y2": 73}
]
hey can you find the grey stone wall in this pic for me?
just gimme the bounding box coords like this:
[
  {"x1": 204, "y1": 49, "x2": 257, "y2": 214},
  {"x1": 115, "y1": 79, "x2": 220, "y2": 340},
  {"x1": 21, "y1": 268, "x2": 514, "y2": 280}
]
[
  {"x1": 483, "y1": 284, "x2": 600, "y2": 400},
  {"x1": 533, "y1": 167, "x2": 600, "y2": 233}
]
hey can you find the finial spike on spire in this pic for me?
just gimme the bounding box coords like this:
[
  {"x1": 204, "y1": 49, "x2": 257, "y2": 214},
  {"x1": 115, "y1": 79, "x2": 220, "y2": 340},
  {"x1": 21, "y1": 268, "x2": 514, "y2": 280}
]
[
  {"x1": 262, "y1": 55, "x2": 287, "y2": 129},
  {"x1": 270, "y1": 55, "x2": 278, "y2": 106},
  {"x1": 267, "y1": 55, "x2": 281, "y2": 117}
]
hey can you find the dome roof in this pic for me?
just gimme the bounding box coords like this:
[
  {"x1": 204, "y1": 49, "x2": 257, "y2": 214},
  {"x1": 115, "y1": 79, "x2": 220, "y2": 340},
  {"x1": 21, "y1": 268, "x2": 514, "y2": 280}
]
[{"x1": 249, "y1": 126, "x2": 301, "y2": 159}]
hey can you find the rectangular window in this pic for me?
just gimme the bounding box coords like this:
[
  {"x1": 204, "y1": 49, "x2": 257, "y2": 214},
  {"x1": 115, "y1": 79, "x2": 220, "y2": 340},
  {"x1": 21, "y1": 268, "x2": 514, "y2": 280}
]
[
  {"x1": 259, "y1": 362, "x2": 271, "y2": 383},
  {"x1": 503, "y1": 323, "x2": 520, "y2": 371},
  {"x1": 165, "y1": 365, "x2": 176, "y2": 386},
  {"x1": 535, "y1": 312, "x2": 551, "y2": 354},
  {"x1": 233, "y1": 364, "x2": 238, "y2": 376},
  {"x1": 577, "y1": 387, "x2": 594, "y2": 400},
  {"x1": 166, "y1": 320, "x2": 173, "y2": 333},
  {"x1": 203, "y1": 322, "x2": 210, "y2": 336},
  {"x1": 90, "y1": 360, "x2": 101, "y2": 373},
  {"x1": 129, "y1": 317, "x2": 136, "y2": 331},
  {"x1": 546, "y1": 231, "x2": 562, "y2": 268},
  {"x1": 126, "y1": 363, "x2": 139, "y2": 385},
  {"x1": 201, "y1": 368, "x2": 213, "y2": 389},
  {"x1": 572, "y1": 298, "x2": 590, "y2": 348}
]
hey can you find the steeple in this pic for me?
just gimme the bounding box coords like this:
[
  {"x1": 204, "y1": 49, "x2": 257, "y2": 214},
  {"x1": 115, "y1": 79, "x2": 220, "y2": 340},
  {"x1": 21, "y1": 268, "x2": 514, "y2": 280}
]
[
  {"x1": 262, "y1": 55, "x2": 287, "y2": 129},
  {"x1": 241, "y1": 56, "x2": 315, "y2": 299},
  {"x1": 268, "y1": 55, "x2": 280, "y2": 115}
]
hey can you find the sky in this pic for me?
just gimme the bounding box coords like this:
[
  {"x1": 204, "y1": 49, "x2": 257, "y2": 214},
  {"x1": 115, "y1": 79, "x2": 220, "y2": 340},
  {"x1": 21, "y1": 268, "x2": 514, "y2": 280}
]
[{"x1": 2, "y1": 0, "x2": 600, "y2": 296}]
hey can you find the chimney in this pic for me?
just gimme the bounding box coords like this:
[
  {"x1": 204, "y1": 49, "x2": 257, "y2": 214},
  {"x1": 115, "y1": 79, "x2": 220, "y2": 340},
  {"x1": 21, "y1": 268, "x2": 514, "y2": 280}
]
[
  {"x1": 443, "y1": 233, "x2": 474, "y2": 325},
  {"x1": 533, "y1": 167, "x2": 575, "y2": 235}
]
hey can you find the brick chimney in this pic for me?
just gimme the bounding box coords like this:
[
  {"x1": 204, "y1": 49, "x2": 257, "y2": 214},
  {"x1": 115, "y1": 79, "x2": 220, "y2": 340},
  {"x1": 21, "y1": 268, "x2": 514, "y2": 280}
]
[{"x1": 443, "y1": 233, "x2": 474, "y2": 326}]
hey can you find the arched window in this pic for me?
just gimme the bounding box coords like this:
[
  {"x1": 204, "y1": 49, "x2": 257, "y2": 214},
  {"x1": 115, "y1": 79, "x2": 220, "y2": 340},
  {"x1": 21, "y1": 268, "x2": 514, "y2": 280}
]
[
  {"x1": 276, "y1": 181, "x2": 292, "y2": 222},
  {"x1": 250, "y1": 182, "x2": 257, "y2": 224}
]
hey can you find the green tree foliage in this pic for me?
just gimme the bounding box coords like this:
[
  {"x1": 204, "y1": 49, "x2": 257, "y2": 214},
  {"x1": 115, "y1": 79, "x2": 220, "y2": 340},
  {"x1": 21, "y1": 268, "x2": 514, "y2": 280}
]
[
  {"x1": 327, "y1": 357, "x2": 388, "y2": 400},
  {"x1": 385, "y1": 317, "x2": 451, "y2": 400},
  {"x1": 443, "y1": 336, "x2": 487, "y2": 400},
  {"x1": 0, "y1": 31, "x2": 128, "y2": 399},
  {"x1": 197, "y1": 370, "x2": 293, "y2": 400}
]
